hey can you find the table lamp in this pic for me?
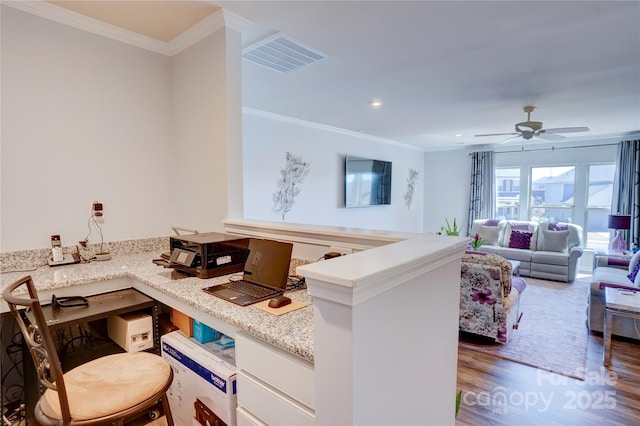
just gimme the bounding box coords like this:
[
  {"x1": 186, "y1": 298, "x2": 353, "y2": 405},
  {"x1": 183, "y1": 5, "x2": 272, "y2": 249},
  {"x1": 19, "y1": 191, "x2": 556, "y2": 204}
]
[{"x1": 608, "y1": 214, "x2": 631, "y2": 253}]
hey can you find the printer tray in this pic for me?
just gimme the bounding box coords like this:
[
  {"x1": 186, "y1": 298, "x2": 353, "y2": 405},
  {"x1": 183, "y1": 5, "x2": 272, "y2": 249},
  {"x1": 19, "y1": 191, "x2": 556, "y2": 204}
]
[{"x1": 152, "y1": 259, "x2": 245, "y2": 279}]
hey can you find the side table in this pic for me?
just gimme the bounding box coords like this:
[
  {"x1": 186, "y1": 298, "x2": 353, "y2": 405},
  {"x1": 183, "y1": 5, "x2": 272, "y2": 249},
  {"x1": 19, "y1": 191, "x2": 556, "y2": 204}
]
[{"x1": 603, "y1": 287, "x2": 640, "y2": 366}]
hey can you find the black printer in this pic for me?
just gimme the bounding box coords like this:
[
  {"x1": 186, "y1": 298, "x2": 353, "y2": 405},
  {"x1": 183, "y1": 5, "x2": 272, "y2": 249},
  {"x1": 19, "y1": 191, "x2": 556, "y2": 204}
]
[{"x1": 153, "y1": 232, "x2": 250, "y2": 279}]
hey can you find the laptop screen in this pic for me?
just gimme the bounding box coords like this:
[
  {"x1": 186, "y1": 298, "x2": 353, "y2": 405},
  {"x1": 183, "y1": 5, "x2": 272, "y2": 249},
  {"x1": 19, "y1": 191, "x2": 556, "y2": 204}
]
[{"x1": 242, "y1": 239, "x2": 293, "y2": 289}]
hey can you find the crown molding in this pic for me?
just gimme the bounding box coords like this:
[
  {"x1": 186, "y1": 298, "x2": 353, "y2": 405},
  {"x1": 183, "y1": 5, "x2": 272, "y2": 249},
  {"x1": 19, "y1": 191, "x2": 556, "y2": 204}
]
[
  {"x1": 3, "y1": 0, "x2": 169, "y2": 54},
  {"x1": 243, "y1": 107, "x2": 426, "y2": 152},
  {"x1": 221, "y1": 8, "x2": 254, "y2": 33},
  {"x1": 167, "y1": 9, "x2": 253, "y2": 56},
  {"x1": 3, "y1": 0, "x2": 253, "y2": 57}
]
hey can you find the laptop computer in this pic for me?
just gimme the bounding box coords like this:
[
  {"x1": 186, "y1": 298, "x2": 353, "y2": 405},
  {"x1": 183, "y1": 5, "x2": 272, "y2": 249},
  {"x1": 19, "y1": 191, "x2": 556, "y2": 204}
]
[{"x1": 203, "y1": 238, "x2": 293, "y2": 306}]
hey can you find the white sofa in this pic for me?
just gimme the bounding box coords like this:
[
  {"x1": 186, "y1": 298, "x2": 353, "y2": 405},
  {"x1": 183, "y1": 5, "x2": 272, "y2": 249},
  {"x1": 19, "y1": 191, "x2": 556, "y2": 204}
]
[
  {"x1": 470, "y1": 219, "x2": 584, "y2": 282},
  {"x1": 588, "y1": 253, "x2": 640, "y2": 340}
]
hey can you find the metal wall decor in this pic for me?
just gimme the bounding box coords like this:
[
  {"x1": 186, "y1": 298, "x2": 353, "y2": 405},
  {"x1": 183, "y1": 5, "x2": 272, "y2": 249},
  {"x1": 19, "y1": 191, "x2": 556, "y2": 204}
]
[
  {"x1": 404, "y1": 168, "x2": 419, "y2": 209},
  {"x1": 273, "y1": 152, "x2": 311, "y2": 220}
]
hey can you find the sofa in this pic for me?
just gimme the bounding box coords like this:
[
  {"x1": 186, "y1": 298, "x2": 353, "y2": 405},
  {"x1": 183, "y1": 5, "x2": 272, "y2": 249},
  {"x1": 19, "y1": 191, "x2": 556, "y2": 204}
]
[
  {"x1": 460, "y1": 251, "x2": 527, "y2": 343},
  {"x1": 588, "y1": 252, "x2": 640, "y2": 340},
  {"x1": 470, "y1": 219, "x2": 584, "y2": 282}
]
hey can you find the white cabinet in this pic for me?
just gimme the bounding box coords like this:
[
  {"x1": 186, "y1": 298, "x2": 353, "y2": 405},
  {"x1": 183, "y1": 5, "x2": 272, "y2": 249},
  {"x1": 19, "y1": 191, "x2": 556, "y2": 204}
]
[
  {"x1": 237, "y1": 406, "x2": 266, "y2": 426},
  {"x1": 235, "y1": 332, "x2": 315, "y2": 425}
]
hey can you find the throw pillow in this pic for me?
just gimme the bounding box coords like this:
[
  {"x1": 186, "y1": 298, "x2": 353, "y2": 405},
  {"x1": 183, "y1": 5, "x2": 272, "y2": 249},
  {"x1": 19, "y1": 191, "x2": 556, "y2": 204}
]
[
  {"x1": 628, "y1": 261, "x2": 640, "y2": 285},
  {"x1": 510, "y1": 222, "x2": 530, "y2": 230},
  {"x1": 548, "y1": 222, "x2": 569, "y2": 231},
  {"x1": 634, "y1": 268, "x2": 640, "y2": 288},
  {"x1": 628, "y1": 250, "x2": 640, "y2": 275},
  {"x1": 483, "y1": 219, "x2": 500, "y2": 227},
  {"x1": 541, "y1": 229, "x2": 569, "y2": 253},
  {"x1": 508, "y1": 230, "x2": 533, "y2": 249},
  {"x1": 479, "y1": 225, "x2": 500, "y2": 246}
]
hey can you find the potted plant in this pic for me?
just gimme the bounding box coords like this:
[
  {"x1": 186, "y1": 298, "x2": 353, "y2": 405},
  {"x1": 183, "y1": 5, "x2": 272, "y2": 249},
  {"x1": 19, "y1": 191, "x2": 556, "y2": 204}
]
[
  {"x1": 440, "y1": 218, "x2": 460, "y2": 236},
  {"x1": 471, "y1": 233, "x2": 485, "y2": 251}
]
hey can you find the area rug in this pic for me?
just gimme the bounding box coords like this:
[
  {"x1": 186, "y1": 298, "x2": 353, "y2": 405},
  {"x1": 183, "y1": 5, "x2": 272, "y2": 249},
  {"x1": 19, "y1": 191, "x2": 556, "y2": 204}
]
[{"x1": 459, "y1": 277, "x2": 590, "y2": 380}]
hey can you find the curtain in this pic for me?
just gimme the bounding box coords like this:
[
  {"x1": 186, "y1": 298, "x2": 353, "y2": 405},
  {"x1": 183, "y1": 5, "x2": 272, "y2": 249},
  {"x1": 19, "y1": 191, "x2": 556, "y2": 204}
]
[
  {"x1": 467, "y1": 151, "x2": 496, "y2": 236},
  {"x1": 611, "y1": 140, "x2": 640, "y2": 249}
]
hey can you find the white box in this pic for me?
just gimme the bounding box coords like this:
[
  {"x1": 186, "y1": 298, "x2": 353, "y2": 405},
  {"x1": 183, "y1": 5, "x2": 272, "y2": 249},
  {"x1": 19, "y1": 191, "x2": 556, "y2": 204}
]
[
  {"x1": 161, "y1": 331, "x2": 237, "y2": 426},
  {"x1": 107, "y1": 311, "x2": 153, "y2": 352}
]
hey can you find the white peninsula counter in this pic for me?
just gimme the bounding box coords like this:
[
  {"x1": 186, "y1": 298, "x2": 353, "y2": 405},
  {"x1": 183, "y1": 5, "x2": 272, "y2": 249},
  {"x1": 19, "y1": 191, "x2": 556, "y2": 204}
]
[
  {"x1": 1, "y1": 220, "x2": 468, "y2": 425},
  {"x1": 226, "y1": 220, "x2": 468, "y2": 425}
]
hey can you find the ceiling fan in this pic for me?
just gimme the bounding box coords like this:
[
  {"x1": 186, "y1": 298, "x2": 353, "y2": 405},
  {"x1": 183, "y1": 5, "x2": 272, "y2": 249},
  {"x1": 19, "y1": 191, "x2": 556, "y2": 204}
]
[{"x1": 475, "y1": 106, "x2": 590, "y2": 142}]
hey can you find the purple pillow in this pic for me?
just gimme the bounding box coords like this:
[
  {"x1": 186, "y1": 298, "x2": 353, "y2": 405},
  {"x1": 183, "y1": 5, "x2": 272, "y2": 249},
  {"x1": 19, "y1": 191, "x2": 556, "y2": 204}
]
[
  {"x1": 511, "y1": 222, "x2": 530, "y2": 230},
  {"x1": 509, "y1": 230, "x2": 533, "y2": 249},
  {"x1": 548, "y1": 222, "x2": 569, "y2": 231},
  {"x1": 608, "y1": 257, "x2": 630, "y2": 268},
  {"x1": 483, "y1": 219, "x2": 499, "y2": 227},
  {"x1": 628, "y1": 261, "x2": 640, "y2": 285}
]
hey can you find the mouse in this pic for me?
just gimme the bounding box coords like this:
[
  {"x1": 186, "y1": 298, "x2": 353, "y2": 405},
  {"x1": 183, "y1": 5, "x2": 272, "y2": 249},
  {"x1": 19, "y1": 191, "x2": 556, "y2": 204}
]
[{"x1": 268, "y1": 295, "x2": 292, "y2": 308}]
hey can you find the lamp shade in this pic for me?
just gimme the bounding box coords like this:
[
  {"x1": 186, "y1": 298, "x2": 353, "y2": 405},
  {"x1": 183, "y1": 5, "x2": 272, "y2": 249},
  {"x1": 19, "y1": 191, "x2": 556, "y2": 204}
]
[{"x1": 608, "y1": 214, "x2": 631, "y2": 230}]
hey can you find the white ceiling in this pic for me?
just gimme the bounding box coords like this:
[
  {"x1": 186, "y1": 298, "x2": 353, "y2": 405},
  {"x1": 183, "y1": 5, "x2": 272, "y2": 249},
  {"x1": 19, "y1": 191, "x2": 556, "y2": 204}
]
[
  {"x1": 20, "y1": 1, "x2": 640, "y2": 151},
  {"x1": 48, "y1": 0, "x2": 220, "y2": 42}
]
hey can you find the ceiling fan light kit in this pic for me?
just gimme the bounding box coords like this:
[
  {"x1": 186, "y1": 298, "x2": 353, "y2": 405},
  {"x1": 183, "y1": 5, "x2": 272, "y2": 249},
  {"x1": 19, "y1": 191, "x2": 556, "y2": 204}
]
[{"x1": 475, "y1": 105, "x2": 590, "y2": 142}]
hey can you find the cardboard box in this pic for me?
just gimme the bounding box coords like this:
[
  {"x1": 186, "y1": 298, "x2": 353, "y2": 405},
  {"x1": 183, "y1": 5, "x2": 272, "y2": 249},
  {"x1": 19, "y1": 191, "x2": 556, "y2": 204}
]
[
  {"x1": 161, "y1": 331, "x2": 237, "y2": 426},
  {"x1": 170, "y1": 309, "x2": 193, "y2": 337},
  {"x1": 107, "y1": 312, "x2": 153, "y2": 352}
]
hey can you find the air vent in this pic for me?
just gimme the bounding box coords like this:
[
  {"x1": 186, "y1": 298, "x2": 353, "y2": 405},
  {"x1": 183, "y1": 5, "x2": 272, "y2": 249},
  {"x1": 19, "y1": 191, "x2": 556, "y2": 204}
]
[{"x1": 242, "y1": 33, "x2": 329, "y2": 73}]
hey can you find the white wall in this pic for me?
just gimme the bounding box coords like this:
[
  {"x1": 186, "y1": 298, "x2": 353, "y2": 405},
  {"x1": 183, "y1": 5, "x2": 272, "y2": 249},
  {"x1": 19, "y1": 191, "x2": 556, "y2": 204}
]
[
  {"x1": 169, "y1": 27, "x2": 243, "y2": 233},
  {"x1": 0, "y1": 6, "x2": 242, "y2": 252},
  {"x1": 1, "y1": 6, "x2": 173, "y2": 251},
  {"x1": 423, "y1": 149, "x2": 471, "y2": 234},
  {"x1": 241, "y1": 111, "x2": 425, "y2": 232}
]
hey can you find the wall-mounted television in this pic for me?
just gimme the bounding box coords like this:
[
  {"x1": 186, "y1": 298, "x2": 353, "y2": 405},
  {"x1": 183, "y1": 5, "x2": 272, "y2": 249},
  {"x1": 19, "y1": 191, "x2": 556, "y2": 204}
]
[{"x1": 344, "y1": 155, "x2": 392, "y2": 207}]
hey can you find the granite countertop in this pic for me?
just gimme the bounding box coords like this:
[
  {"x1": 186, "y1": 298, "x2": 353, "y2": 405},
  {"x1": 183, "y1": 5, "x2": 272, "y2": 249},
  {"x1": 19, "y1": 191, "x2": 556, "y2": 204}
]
[{"x1": 1, "y1": 252, "x2": 315, "y2": 362}]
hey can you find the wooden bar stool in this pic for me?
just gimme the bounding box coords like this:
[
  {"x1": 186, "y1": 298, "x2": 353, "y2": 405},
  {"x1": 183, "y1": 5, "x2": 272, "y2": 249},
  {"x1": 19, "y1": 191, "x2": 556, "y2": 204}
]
[{"x1": 3, "y1": 276, "x2": 174, "y2": 425}]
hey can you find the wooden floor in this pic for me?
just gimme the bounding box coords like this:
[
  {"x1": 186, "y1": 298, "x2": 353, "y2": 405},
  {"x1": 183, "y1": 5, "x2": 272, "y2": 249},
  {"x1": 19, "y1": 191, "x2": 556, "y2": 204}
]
[{"x1": 456, "y1": 333, "x2": 640, "y2": 425}]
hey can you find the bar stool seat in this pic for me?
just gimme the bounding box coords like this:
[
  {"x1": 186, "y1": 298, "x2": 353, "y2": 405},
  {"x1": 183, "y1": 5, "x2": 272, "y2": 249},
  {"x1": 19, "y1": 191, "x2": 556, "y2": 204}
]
[{"x1": 40, "y1": 352, "x2": 171, "y2": 422}]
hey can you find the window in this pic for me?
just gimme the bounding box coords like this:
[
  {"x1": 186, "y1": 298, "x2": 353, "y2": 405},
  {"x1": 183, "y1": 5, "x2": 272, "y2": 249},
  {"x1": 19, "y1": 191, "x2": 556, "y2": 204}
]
[
  {"x1": 585, "y1": 163, "x2": 616, "y2": 249},
  {"x1": 529, "y1": 166, "x2": 576, "y2": 223},
  {"x1": 495, "y1": 168, "x2": 520, "y2": 220}
]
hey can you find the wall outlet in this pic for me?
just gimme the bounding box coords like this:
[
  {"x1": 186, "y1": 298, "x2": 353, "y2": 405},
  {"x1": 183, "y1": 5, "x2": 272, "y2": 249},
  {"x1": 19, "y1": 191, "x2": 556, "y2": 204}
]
[
  {"x1": 92, "y1": 202, "x2": 103, "y2": 216},
  {"x1": 92, "y1": 201, "x2": 104, "y2": 222}
]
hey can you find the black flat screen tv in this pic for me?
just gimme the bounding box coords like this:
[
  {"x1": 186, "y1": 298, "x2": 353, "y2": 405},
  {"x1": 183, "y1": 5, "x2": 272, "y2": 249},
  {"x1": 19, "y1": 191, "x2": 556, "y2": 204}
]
[{"x1": 344, "y1": 155, "x2": 392, "y2": 207}]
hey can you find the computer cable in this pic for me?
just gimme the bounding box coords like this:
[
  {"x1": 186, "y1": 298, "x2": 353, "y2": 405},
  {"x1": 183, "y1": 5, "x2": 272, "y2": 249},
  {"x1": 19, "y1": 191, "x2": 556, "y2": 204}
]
[{"x1": 286, "y1": 275, "x2": 306, "y2": 291}]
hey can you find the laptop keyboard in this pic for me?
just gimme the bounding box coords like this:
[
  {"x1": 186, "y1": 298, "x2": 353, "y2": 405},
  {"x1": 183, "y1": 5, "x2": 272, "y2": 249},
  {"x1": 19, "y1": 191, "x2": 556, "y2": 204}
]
[{"x1": 223, "y1": 280, "x2": 278, "y2": 298}]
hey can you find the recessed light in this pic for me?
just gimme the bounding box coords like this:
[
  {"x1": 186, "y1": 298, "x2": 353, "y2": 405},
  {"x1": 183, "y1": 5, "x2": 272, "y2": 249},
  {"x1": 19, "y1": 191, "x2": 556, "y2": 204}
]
[
  {"x1": 455, "y1": 133, "x2": 462, "y2": 137},
  {"x1": 369, "y1": 99, "x2": 383, "y2": 108}
]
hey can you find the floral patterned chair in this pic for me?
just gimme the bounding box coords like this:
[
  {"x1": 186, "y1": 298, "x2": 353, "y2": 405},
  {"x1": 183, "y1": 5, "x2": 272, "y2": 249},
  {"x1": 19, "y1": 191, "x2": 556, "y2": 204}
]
[{"x1": 460, "y1": 251, "x2": 527, "y2": 343}]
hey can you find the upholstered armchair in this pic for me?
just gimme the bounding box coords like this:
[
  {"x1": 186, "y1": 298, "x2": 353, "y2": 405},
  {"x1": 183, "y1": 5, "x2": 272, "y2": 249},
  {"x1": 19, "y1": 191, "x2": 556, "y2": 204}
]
[{"x1": 460, "y1": 252, "x2": 527, "y2": 343}]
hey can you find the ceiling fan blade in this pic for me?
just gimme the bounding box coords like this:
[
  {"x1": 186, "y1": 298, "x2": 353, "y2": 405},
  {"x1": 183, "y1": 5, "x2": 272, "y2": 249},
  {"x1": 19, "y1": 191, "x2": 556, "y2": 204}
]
[
  {"x1": 475, "y1": 132, "x2": 519, "y2": 137},
  {"x1": 497, "y1": 135, "x2": 521, "y2": 144},
  {"x1": 537, "y1": 132, "x2": 565, "y2": 141},
  {"x1": 541, "y1": 127, "x2": 590, "y2": 134}
]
